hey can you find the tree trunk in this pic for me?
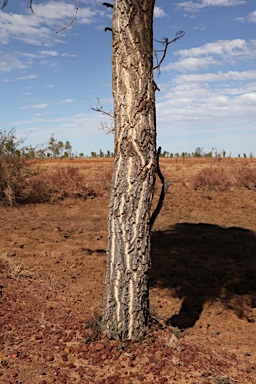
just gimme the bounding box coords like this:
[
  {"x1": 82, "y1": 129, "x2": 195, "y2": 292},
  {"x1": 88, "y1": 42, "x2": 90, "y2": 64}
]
[{"x1": 102, "y1": 0, "x2": 156, "y2": 341}]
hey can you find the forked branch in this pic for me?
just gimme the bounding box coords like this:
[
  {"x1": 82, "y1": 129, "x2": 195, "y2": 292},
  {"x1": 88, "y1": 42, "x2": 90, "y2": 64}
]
[
  {"x1": 92, "y1": 98, "x2": 114, "y2": 134},
  {"x1": 91, "y1": 98, "x2": 114, "y2": 119},
  {"x1": 154, "y1": 31, "x2": 185, "y2": 75},
  {"x1": 150, "y1": 147, "x2": 171, "y2": 230}
]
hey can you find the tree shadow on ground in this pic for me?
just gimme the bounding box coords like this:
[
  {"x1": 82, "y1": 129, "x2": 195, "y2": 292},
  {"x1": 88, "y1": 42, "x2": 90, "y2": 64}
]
[{"x1": 150, "y1": 223, "x2": 256, "y2": 329}]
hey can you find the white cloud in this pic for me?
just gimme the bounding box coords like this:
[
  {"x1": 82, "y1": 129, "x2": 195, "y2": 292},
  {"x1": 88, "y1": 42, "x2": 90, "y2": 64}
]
[
  {"x1": 0, "y1": 10, "x2": 54, "y2": 45},
  {"x1": 177, "y1": 39, "x2": 250, "y2": 58},
  {"x1": 0, "y1": 47, "x2": 77, "y2": 74},
  {"x1": 32, "y1": 2, "x2": 97, "y2": 26},
  {"x1": 234, "y1": 16, "x2": 246, "y2": 23},
  {"x1": 194, "y1": 23, "x2": 206, "y2": 30},
  {"x1": 248, "y1": 11, "x2": 256, "y2": 23},
  {"x1": 0, "y1": 2, "x2": 99, "y2": 46},
  {"x1": 0, "y1": 52, "x2": 27, "y2": 72},
  {"x1": 39, "y1": 50, "x2": 59, "y2": 56},
  {"x1": 16, "y1": 74, "x2": 37, "y2": 80},
  {"x1": 156, "y1": 66, "x2": 256, "y2": 139},
  {"x1": 60, "y1": 99, "x2": 74, "y2": 104},
  {"x1": 235, "y1": 10, "x2": 256, "y2": 24},
  {"x1": 174, "y1": 70, "x2": 256, "y2": 83},
  {"x1": 164, "y1": 56, "x2": 218, "y2": 72},
  {"x1": 61, "y1": 53, "x2": 77, "y2": 57},
  {"x1": 22, "y1": 103, "x2": 48, "y2": 109},
  {"x1": 176, "y1": 0, "x2": 246, "y2": 13},
  {"x1": 44, "y1": 83, "x2": 55, "y2": 88},
  {"x1": 154, "y1": 7, "x2": 167, "y2": 18},
  {"x1": 76, "y1": 7, "x2": 98, "y2": 23},
  {"x1": 163, "y1": 39, "x2": 256, "y2": 72},
  {"x1": 5, "y1": 111, "x2": 112, "y2": 141}
]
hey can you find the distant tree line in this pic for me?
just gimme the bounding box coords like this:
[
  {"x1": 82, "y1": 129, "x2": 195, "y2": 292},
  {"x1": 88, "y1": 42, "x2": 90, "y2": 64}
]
[
  {"x1": 90, "y1": 149, "x2": 114, "y2": 158},
  {"x1": 0, "y1": 131, "x2": 75, "y2": 160},
  {"x1": 90, "y1": 147, "x2": 254, "y2": 159},
  {"x1": 46, "y1": 135, "x2": 73, "y2": 158},
  {"x1": 1, "y1": 129, "x2": 253, "y2": 160},
  {"x1": 158, "y1": 147, "x2": 254, "y2": 159}
]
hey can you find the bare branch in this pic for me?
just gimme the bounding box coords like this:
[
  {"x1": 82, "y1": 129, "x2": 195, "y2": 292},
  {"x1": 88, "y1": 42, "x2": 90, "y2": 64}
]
[
  {"x1": 91, "y1": 98, "x2": 114, "y2": 119},
  {"x1": 99, "y1": 122, "x2": 115, "y2": 134},
  {"x1": 153, "y1": 31, "x2": 185, "y2": 75},
  {"x1": 150, "y1": 147, "x2": 171, "y2": 230},
  {"x1": 30, "y1": 0, "x2": 34, "y2": 13},
  {"x1": 153, "y1": 81, "x2": 160, "y2": 92},
  {"x1": 1, "y1": 0, "x2": 9, "y2": 10},
  {"x1": 92, "y1": 98, "x2": 114, "y2": 134},
  {"x1": 1, "y1": 0, "x2": 34, "y2": 12},
  {"x1": 56, "y1": 0, "x2": 80, "y2": 33},
  {"x1": 104, "y1": 27, "x2": 112, "y2": 32},
  {"x1": 102, "y1": 2, "x2": 113, "y2": 8}
]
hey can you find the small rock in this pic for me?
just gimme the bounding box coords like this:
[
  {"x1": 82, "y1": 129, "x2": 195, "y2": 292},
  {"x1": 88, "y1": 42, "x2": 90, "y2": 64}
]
[
  {"x1": 159, "y1": 378, "x2": 168, "y2": 384},
  {"x1": 94, "y1": 342, "x2": 105, "y2": 351},
  {"x1": 154, "y1": 350, "x2": 163, "y2": 360},
  {"x1": 149, "y1": 355, "x2": 157, "y2": 364},
  {"x1": 45, "y1": 354, "x2": 54, "y2": 362},
  {"x1": 9, "y1": 349, "x2": 18, "y2": 358},
  {"x1": 140, "y1": 356, "x2": 149, "y2": 365},
  {"x1": 85, "y1": 369, "x2": 95, "y2": 378},
  {"x1": 61, "y1": 355, "x2": 68, "y2": 362}
]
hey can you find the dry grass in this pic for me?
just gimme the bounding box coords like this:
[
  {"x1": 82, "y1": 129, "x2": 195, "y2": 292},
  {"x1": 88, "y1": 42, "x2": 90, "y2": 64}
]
[
  {"x1": 212, "y1": 376, "x2": 237, "y2": 384},
  {"x1": 1, "y1": 157, "x2": 255, "y2": 206},
  {"x1": 0, "y1": 163, "x2": 113, "y2": 206},
  {"x1": 0, "y1": 254, "x2": 33, "y2": 280},
  {"x1": 190, "y1": 163, "x2": 256, "y2": 191},
  {"x1": 189, "y1": 166, "x2": 234, "y2": 191}
]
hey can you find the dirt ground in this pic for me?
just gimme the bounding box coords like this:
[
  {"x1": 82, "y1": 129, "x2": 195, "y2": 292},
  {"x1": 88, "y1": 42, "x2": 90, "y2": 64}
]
[{"x1": 0, "y1": 159, "x2": 256, "y2": 383}]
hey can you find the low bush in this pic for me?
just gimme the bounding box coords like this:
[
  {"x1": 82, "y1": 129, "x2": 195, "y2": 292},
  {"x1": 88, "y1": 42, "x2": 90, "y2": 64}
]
[
  {"x1": 190, "y1": 166, "x2": 233, "y2": 191},
  {"x1": 0, "y1": 129, "x2": 40, "y2": 206},
  {"x1": 0, "y1": 129, "x2": 111, "y2": 206},
  {"x1": 235, "y1": 166, "x2": 256, "y2": 190},
  {"x1": 191, "y1": 164, "x2": 256, "y2": 191},
  {"x1": 44, "y1": 166, "x2": 97, "y2": 202}
]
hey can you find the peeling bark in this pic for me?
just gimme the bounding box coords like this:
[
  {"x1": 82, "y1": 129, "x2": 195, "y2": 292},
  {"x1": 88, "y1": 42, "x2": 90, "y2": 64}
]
[{"x1": 102, "y1": 0, "x2": 156, "y2": 340}]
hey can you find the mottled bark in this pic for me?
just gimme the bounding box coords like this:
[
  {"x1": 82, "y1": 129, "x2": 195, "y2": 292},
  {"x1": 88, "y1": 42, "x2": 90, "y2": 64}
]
[{"x1": 103, "y1": 0, "x2": 156, "y2": 340}]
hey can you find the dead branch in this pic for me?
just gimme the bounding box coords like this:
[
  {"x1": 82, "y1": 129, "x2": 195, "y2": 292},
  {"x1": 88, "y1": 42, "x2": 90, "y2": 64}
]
[
  {"x1": 150, "y1": 147, "x2": 171, "y2": 230},
  {"x1": 153, "y1": 31, "x2": 185, "y2": 75},
  {"x1": 1, "y1": 0, "x2": 8, "y2": 10},
  {"x1": 102, "y1": 2, "x2": 113, "y2": 8},
  {"x1": 92, "y1": 98, "x2": 114, "y2": 134},
  {"x1": 30, "y1": 0, "x2": 34, "y2": 13},
  {"x1": 91, "y1": 98, "x2": 114, "y2": 119},
  {"x1": 56, "y1": 0, "x2": 80, "y2": 33},
  {"x1": 153, "y1": 81, "x2": 160, "y2": 92},
  {"x1": 1, "y1": 0, "x2": 34, "y2": 12}
]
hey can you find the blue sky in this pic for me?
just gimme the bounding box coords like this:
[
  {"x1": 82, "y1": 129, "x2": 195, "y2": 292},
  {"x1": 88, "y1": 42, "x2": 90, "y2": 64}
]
[{"x1": 0, "y1": 0, "x2": 255, "y2": 157}]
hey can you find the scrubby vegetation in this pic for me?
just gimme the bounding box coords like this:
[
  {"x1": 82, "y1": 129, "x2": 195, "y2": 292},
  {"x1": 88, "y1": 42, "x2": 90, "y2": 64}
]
[
  {"x1": 0, "y1": 129, "x2": 112, "y2": 206},
  {"x1": 0, "y1": 129, "x2": 255, "y2": 206},
  {"x1": 190, "y1": 164, "x2": 256, "y2": 191}
]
